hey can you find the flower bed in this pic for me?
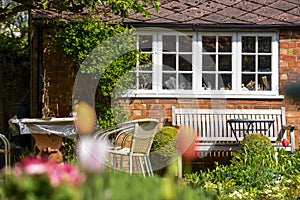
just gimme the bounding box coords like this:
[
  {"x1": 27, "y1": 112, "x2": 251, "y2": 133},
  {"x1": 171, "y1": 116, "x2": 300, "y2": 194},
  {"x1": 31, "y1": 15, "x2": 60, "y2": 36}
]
[{"x1": 184, "y1": 134, "x2": 300, "y2": 199}]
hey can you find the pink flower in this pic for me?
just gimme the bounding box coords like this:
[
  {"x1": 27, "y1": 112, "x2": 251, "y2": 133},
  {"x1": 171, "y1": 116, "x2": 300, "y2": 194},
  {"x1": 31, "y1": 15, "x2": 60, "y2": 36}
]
[
  {"x1": 21, "y1": 157, "x2": 48, "y2": 175},
  {"x1": 76, "y1": 136, "x2": 108, "y2": 172},
  {"x1": 13, "y1": 157, "x2": 85, "y2": 187},
  {"x1": 47, "y1": 162, "x2": 85, "y2": 187}
]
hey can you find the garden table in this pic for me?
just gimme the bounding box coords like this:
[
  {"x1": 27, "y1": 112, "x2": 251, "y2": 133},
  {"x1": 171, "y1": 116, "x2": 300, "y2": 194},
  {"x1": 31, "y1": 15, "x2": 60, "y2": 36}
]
[
  {"x1": 9, "y1": 117, "x2": 77, "y2": 163},
  {"x1": 227, "y1": 119, "x2": 275, "y2": 143}
]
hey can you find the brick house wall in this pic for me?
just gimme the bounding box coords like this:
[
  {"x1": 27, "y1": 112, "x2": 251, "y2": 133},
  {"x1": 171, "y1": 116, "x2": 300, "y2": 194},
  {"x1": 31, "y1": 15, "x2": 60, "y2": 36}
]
[{"x1": 32, "y1": 26, "x2": 300, "y2": 149}]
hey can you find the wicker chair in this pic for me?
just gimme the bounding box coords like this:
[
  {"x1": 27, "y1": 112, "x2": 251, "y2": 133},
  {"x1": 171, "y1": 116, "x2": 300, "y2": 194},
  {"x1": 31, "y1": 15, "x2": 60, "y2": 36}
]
[{"x1": 95, "y1": 118, "x2": 159, "y2": 176}]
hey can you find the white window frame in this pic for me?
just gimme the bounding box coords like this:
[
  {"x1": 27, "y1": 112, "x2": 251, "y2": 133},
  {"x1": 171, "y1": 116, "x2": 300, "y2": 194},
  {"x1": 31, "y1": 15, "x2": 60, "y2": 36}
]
[{"x1": 127, "y1": 30, "x2": 281, "y2": 99}]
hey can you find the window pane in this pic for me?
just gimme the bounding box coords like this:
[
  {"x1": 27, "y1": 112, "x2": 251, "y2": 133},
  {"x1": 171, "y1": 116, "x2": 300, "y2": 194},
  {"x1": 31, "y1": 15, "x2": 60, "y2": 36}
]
[
  {"x1": 129, "y1": 72, "x2": 137, "y2": 89},
  {"x1": 139, "y1": 54, "x2": 152, "y2": 71},
  {"x1": 258, "y1": 55, "x2": 271, "y2": 72},
  {"x1": 179, "y1": 73, "x2": 192, "y2": 90},
  {"x1": 242, "y1": 36, "x2": 255, "y2": 53},
  {"x1": 163, "y1": 54, "x2": 176, "y2": 71},
  {"x1": 163, "y1": 73, "x2": 176, "y2": 89},
  {"x1": 163, "y1": 35, "x2": 176, "y2": 52},
  {"x1": 218, "y1": 74, "x2": 232, "y2": 90},
  {"x1": 179, "y1": 54, "x2": 192, "y2": 71},
  {"x1": 203, "y1": 55, "x2": 216, "y2": 71},
  {"x1": 203, "y1": 36, "x2": 216, "y2": 52},
  {"x1": 219, "y1": 36, "x2": 232, "y2": 52},
  {"x1": 242, "y1": 55, "x2": 255, "y2": 72},
  {"x1": 179, "y1": 35, "x2": 192, "y2": 52},
  {"x1": 218, "y1": 55, "x2": 232, "y2": 71},
  {"x1": 258, "y1": 37, "x2": 271, "y2": 53},
  {"x1": 259, "y1": 74, "x2": 271, "y2": 90},
  {"x1": 202, "y1": 74, "x2": 215, "y2": 90},
  {"x1": 139, "y1": 35, "x2": 152, "y2": 52},
  {"x1": 138, "y1": 73, "x2": 152, "y2": 89},
  {"x1": 242, "y1": 74, "x2": 256, "y2": 91}
]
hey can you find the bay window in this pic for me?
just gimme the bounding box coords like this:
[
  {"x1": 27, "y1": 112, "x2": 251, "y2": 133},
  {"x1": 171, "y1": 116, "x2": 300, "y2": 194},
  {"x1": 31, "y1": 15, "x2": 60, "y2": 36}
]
[{"x1": 130, "y1": 30, "x2": 278, "y2": 98}]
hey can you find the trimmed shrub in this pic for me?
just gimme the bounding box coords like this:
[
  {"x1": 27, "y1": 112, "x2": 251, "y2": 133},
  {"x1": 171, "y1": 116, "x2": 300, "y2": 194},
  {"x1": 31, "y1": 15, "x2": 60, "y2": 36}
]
[
  {"x1": 240, "y1": 133, "x2": 273, "y2": 154},
  {"x1": 151, "y1": 126, "x2": 178, "y2": 152}
]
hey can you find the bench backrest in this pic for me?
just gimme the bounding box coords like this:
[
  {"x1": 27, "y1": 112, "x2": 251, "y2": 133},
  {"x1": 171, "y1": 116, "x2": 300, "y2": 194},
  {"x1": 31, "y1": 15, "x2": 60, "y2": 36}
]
[{"x1": 172, "y1": 106, "x2": 286, "y2": 143}]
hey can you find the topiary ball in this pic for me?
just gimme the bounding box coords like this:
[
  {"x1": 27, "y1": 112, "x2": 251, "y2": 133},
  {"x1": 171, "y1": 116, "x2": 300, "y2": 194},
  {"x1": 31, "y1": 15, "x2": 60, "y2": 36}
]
[
  {"x1": 151, "y1": 126, "x2": 178, "y2": 152},
  {"x1": 240, "y1": 133, "x2": 273, "y2": 153}
]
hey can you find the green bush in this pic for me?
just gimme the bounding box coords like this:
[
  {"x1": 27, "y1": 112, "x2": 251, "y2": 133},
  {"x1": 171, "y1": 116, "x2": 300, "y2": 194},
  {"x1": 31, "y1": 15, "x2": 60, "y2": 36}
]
[
  {"x1": 184, "y1": 134, "x2": 300, "y2": 199},
  {"x1": 240, "y1": 133, "x2": 273, "y2": 154},
  {"x1": 151, "y1": 126, "x2": 178, "y2": 152},
  {"x1": 150, "y1": 126, "x2": 179, "y2": 175}
]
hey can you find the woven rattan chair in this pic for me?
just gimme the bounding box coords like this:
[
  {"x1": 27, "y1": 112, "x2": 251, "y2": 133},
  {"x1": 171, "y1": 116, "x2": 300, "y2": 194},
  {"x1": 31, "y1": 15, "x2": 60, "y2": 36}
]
[{"x1": 95, "y1": 118, "x2": 159, "y2": 176}]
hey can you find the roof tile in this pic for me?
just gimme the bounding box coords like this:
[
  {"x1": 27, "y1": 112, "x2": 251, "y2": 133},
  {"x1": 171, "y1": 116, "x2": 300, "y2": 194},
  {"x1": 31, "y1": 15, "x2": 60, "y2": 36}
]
[
  {"x1": 257, "y1": 18, "x2": 286, "y2": 24},
  {"x1": 197, "y1": 1, "x2": 226, "y2": 12},
  {"x1": 249, "y1": 0, "x2": 277, "y2": 6},
  {"x1": 288, "y1": 6, "x2": 300, "y2": 17},
  {"x1": 201, "y1": 13, "x2": 230, "y2": 23},
  {"x1": 177, "y1": 0, "x2": 207, "y2": 7},
  {"x1": 254, "y1": 6, "x2": 285, "y2": 18},
  {"x1": 277, "y1": 12, "x2": 300, "y2": 23},
  {"x1": 181, "y1": 7, "x2": 211, "y2": 18},
  {"x1": 233, "y1": 1, "x2": 263, "y2": 12},
  {"x1": 269, "y1": 0, "x2": 298, "y2": 11},
  {"x1": 216, "y1": 7, "x2": 246, "y2": 18},
  {"x1": 163, "y1": 12, "x2": 194, "y2": 22},
  {"x1": 212, "y1": 0, "x2": 243, "y2": 6},
  {"x1": 32, "y1": 0, "x2": 300, "y2": 27},
  {"x1": 238, "y1": 13, "x2": 268, "y2": 23},
  {"x1": 161, "y1": 1, "x2": 189, "y2": 12}
]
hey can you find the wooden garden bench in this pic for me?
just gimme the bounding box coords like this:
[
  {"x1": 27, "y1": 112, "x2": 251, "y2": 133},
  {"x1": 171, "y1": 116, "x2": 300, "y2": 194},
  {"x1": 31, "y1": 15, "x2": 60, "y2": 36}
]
[{"x1": 171, "y1": 106, "x2": 296, "y2": 178}]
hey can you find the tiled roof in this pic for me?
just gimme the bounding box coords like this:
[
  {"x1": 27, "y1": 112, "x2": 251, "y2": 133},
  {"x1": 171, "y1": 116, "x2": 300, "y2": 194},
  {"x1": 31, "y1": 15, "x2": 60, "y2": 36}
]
[
  {"x1": 122, "y1": 0, "x2": 300, "y2": 27},
  {"x1": 32, "y1": 0, "x2": 300, "y2": 27}
]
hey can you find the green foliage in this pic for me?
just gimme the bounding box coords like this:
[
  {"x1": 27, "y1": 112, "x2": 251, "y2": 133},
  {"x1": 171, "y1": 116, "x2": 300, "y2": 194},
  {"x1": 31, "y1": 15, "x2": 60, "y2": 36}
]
[
  {"x1": 151, "y1": 126, "x2": 178, "y2": 152},
  {"x1": 61, "y1": 138, "x2": 77, "y2": 164},
  {"x1": 0, "y1": 173, "x2": 80, "y2": 200},
  {"x1": 240, "y1": 133, "x2": 273, "y2": 154},
  {"x1": 54, "y1": 17, "x2": 152, "y2": 128},
  {"x1": 184, "y1": 134, "x2": 300, "y2": 199},
  {"x1": 0, "y1": 0, "x2": 160, "y2": 23},
  {"x1": 80, "y1": 170, "x2": 216, "y2": 200}
]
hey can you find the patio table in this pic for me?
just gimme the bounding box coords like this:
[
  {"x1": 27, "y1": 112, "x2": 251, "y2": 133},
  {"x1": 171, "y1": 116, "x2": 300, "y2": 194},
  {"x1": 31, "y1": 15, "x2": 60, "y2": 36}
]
[
  {"x1": 9, "y1": 117, "x2": 77, "y2": 163},
  {"x1": 227, "y1": 119, "x2": 275, "y2": 143}
]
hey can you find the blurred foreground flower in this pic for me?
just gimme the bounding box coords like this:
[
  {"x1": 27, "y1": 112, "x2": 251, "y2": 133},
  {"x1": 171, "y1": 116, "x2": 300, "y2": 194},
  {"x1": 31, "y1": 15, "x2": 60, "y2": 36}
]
[
  {"x1": 12, "y1": 157, "x2": 85, "y2": 187},
  {"x1": 176, "y1": 126, "x2": 197, "y2": 161},
  {"x1": 75, "y1": 101, "x2": 96, "y2": 135},
  {"x1": 76, "y1": 136, "x2": 109, "y2": 172}
]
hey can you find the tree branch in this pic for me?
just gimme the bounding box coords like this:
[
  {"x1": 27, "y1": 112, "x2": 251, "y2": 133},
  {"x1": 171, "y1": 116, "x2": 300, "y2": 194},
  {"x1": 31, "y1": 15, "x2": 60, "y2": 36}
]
[{"x1": 0, "y1": 4, "x2": 31, "y2": 22}]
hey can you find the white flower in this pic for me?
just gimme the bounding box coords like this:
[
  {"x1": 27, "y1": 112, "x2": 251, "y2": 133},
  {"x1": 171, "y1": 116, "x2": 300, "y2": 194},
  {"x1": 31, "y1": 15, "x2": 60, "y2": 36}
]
[{"x1": 76, "y1": 136, "x2": 109, "y2": 172}]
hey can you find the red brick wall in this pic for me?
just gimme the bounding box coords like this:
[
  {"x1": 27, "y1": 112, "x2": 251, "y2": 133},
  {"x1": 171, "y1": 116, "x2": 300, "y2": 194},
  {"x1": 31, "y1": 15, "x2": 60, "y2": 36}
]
[
  {"x1": 126, "y1": 30, "x2": 300, "y2": 149},
  {"x1": 39, "y1": 28, "x2": 300, "y2": 149}
]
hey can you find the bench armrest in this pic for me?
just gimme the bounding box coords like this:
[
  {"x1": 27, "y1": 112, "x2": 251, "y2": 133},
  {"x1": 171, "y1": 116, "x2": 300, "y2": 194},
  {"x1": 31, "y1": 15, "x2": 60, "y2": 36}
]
[{"x1": 277, "y1": 125, "x2": 296, "y2": 152}]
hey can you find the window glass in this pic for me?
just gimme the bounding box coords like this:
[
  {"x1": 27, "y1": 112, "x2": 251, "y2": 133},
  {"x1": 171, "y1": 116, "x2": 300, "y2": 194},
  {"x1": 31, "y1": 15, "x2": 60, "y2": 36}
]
[
  {"x1": 219, "y1": 36, "x2": 232, "y2": 52},
  {"x1": 242, "y1": 36, "x2": 255, "y2": 53},
  {"x1": 258, "y1": 37, "x2": 271, "y2": 53},
  {"x1": 179, "y1": 35, "x2": 192, "y2": 52},
  {"x1": 163, "y1": 35, "x2": 176, "y2": 52},
  {"x1": 203, "y1": 36, "x2": 216, "y2": 52}
]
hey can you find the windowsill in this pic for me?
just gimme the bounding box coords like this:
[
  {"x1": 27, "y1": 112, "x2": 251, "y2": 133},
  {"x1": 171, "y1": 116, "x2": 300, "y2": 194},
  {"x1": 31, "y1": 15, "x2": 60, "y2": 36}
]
[{"x1": 123, "y1": 93, "x2": 285, "y2": 99}]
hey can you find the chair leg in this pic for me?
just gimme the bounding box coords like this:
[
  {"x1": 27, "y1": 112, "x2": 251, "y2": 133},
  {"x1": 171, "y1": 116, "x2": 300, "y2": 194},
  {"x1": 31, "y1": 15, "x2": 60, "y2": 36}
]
[
  {"x1": 134, "y1": 157, "x2": 141, "y2": 174},
  {"x1": 145, "y1": 156, "x2": 154, "y2": 176},
  {"x1": 129, "y1": 155, "x2": 133, "y2": 174},
  {"x1": 138, "y1": 156, "x2": 145, "y2": 176},
  {"x1": 144, "y1": 156, "x2": 150, "y2": 176}
]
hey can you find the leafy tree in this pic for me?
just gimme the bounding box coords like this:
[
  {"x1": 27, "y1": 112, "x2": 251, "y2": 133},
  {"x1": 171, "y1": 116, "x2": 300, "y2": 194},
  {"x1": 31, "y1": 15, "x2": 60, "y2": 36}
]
[{"x1": 0, "y1": 0, "x2": 160, "y2": 22}]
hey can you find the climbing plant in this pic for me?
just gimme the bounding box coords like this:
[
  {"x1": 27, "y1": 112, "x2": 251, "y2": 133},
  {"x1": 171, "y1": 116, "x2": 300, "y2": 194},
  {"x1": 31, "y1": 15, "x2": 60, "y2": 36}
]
[{"x1": 52, "y1": 2, "x2": 159, "y2": 128}]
